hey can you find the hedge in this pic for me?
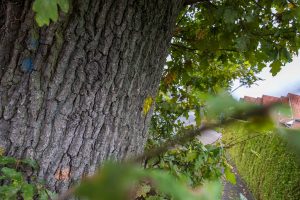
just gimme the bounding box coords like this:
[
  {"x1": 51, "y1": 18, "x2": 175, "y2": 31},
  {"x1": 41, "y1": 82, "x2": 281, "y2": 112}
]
[{"x1": 221, "y1": 121, "x2": 300, "y2": 200}]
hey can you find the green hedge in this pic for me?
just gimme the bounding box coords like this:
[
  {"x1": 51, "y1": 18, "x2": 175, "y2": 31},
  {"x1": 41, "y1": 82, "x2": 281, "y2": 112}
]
[{"x1": 221, "y1": 121, "x2": 300, "y2": 200}]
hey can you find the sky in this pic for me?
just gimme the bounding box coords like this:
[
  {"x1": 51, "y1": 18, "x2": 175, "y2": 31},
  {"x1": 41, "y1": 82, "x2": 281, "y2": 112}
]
[{"x1": 231, "y1": 56, "x2": 300, "y2": 99}]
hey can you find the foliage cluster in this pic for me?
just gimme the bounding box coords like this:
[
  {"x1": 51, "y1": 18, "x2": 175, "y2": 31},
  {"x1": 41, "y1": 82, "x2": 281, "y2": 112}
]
[
  {"x1": 155, "y1": 0, "x2": 300, "y2": 132},
  {"x1": 150, "y1": 2, "x2": 300, "y2": 191},
  {"x1": 145, "y1": 93, "x2": 246, "y2": 200},
  {"x1": 0, "y1": 153, "x2": 55, "y2": 200},
  {"x1": 145, "y1": 140, "x2": 225, "y2": 188},
  {"x1": 0, "y1": 154, "x2": 223, "y2": 200},
  {"x1": 221, "y1": 122, "x2": 300, "y2": 200}
]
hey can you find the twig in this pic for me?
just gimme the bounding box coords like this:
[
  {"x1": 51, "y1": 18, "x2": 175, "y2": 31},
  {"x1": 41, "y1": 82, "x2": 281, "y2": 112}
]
[
  {"x1": 171, "y1": 43, "x2": 238, "y2": 54},
  {"x1": 224, "y1": 134, "x2": 264, "y2": 149},
  {"x1": 184, "y1": 0, "x2": 210, "y2": 6},
  {"x1": 176, "y1": 7, "x2": 189, "y2": 26},
  {"x1": 131, "y1": 104, "x2": 271, "y2": 163},
  {"x1": 231, "y1": 83, "x2": 246, "y2": 93}
]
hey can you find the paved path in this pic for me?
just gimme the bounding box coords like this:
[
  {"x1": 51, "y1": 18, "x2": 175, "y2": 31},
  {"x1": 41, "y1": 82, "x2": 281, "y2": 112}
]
[
  {"x1": 180, "y1": 114, "x2": 255, "y2": 200},
  {"x1": 222, "y1": 163, "x2": 255, "y2": 200},
  {"x1": 197, "y1": 130, "x2": 222, "y2": 145},
  {"x1": 196, "y1": 130, "x2": 255, "y2": 200}
]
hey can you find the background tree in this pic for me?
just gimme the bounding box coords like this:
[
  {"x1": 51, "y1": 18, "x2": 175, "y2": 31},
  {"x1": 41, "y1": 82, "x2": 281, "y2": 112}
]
[{"x1": 0, "y1": 0, "x2": 300, "y2": 193}]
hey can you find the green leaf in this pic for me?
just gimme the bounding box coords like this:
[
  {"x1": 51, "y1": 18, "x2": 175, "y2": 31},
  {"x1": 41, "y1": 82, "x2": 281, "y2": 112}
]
[
  {"x1": 146, "y1": 196, "x2": 164, "y2": 200},
  {"x1": 1, "y1": 167, "x2": 23, "y2": 182},
  {"x1": 250, "y1": 149, "x2": 261, "y2": 158},
  {"x1": 245, "y1": 15, "x2": 255, "y2": 22},
  {"x1": 0, "y1": 185, "x2": 20, "y2": 199},
  {"x1": 186, "y1": 151, "x2": 198, "y2": 162},
  {"x1": 22, "y1": 184, "x2": 34, "y2": 200},
  {"x1": 223, "y1": 8, "x2": 238, "y2": 24},
  {"x1": 224, "y1": 167, "x2": 236, "y2": 185},
  {"x1": 195, "y1": 109, "x2": 202, "y2": 126},
  {"x1": 38, "y1": 190, "x2": 49, "y2": 200},
  {"x1": 37, "y1": 188, "x2": 56, "y2": 200},
  {"x1": 196, "y1": 181, "x2": 222, "y2": 200},
  {"x1": 148, "y1": 170, "x2": 199, "y2": 200},
  {"x1": 57, "y1": 0, "x2": 69, "y2": 13},
  {"x1": 46, "y1": 190, "x2": 57, "y2": 199},
  {"x1": 0, "y1": 156, "x2": 17, "y2": 165},
  {"x1": 235, "y1": 36, "x2": 250, "y2": 52},
  {"x1": 21, "y1": 159, "x2": 39, "y2": 169},
  {"x1": 76, "y1": 162, "x2": 144, "y2": 200},
  {"x1": 33, "y1": 0, "x2": 59, "y2": 26},
  {"x1": 270, "y1": 60, "x2": 282, "y2": 76},
  {"x1": 280, "y1": 48, "x2": 292, "y2": 62},
  {"x1": 136, "y1": 184, "x2": 151, "y2": 198},
  {"x1": 32, "y1": 0, "x2": 70, "y2": 27}
]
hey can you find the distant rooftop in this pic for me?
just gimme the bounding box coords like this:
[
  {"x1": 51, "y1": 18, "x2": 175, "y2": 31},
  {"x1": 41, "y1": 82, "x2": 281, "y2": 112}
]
[{"x1": 241, "y1": 93, "x2": 300, "y2": 128}]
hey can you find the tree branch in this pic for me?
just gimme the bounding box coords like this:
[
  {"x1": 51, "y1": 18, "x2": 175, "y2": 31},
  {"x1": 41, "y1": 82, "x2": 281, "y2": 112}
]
[
  {"x1": 171, "y1": 43, "x2": 238, "y2": 54},
  {"x1": 183, "y1": 0, "x2": 210, "y2": 6},
  {"x1": 224, "y1": 134, "x2": 264, "y2": 149},
  {"x1": 132, "y1": 104, "x2": 272, "y2": 163},
  {"x1": 56, "y1": 103, "x2": 275, "y2": 200}
]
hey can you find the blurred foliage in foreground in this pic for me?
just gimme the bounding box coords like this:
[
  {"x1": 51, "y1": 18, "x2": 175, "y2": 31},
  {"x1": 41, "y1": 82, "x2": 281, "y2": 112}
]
[
  {"x1": 1, "y1": 93, "x2": 300, "y2": 200},
  {"x1": 76, "y1": 162, "x2": 222, "y2": 200}
]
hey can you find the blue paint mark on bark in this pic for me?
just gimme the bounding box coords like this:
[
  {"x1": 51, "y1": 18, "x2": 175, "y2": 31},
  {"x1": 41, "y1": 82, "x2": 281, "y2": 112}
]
[
  {"x1": 27, "y1": 37, "x2": 38, "y2": 51},
  {"x1": 21, "y1": 57, "x2": 34, "y2": 73}
]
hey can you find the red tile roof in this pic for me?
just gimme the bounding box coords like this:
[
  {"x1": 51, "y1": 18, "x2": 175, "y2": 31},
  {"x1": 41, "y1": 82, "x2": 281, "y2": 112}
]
[
  {"x1": 244, "y1": 96, "x2": 258, "y2": 104},
  {"x1": 288, "y1": 93, "x2": 300, "y2": 119},
  {"x1": 243, "y1": 96, "x2": 262, "y2": 104},
  {"x1": 241, "y1": 93, "x2": 300, "y2": 129},
  {"x1": 280, "y1": 96, "x2": 289, "y2": 104},
  {"x1": 262, "y1": 95, "x2": 280, "y2": 106}
]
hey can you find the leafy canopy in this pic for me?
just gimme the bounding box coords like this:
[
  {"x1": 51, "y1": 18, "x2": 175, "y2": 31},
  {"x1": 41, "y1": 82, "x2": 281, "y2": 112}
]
[{"x1": 152, "y1": 0, "x2": 300, "y2": 142}]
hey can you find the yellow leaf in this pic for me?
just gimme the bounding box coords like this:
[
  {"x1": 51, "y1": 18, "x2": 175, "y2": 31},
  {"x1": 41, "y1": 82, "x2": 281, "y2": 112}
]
[
  {"x1": 288, "y1": 3, "x2": 296, "y2": 9},
  {"x1": 143, "y1": 96, "x2": 153, "y2": 115},
  {"x1": 135, "y1": 183, "x2": 151, "y2": 198},
  {"x1": 163, "y1": 72, "x2": 176, "y2": 86},
  {"x1": 196, "y1": 29, "x2": 206, "y2": 40},
  {"x1": 0, "y1": 147, "x2": 4, "y2": 156}
]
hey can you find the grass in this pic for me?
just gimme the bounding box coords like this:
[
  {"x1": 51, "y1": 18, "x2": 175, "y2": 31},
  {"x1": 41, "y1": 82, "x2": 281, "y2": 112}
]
[{"x1": 221, "y1": 121, "x2": 300, "y2": 200}]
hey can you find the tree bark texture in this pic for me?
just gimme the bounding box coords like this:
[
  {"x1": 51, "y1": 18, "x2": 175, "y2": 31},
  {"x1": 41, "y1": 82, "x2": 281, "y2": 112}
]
[{"x1": 0, "y1": 0, "x2": 183, "y2": 192}]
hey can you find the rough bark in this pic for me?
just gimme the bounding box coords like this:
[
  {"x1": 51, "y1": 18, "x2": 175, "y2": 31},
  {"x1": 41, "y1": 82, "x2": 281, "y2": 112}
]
[{"x1": 0, "y1": 0, "x2": 183, "y2": 192}]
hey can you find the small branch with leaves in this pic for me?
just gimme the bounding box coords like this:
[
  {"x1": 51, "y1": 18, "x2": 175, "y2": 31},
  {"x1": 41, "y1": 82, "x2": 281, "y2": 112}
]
[{"x1": 56, "y1": 102, "x2": 274, "y2": 200}]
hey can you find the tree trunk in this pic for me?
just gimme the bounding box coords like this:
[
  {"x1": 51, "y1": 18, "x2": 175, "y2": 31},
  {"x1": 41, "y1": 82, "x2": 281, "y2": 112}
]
[{"x1": 0, "y1": 0, "x2": 183, "y2": 192}]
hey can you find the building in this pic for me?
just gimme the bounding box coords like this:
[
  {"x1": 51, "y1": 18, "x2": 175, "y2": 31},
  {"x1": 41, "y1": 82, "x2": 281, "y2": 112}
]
[{"x1": 241, "y1": 93, "x2": 300, "y2": 128}]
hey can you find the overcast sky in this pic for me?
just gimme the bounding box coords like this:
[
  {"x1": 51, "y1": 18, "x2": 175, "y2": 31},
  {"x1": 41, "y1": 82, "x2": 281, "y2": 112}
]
[{"x1": 232, "y1": 56, "x2": 300, "y2": 99}]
